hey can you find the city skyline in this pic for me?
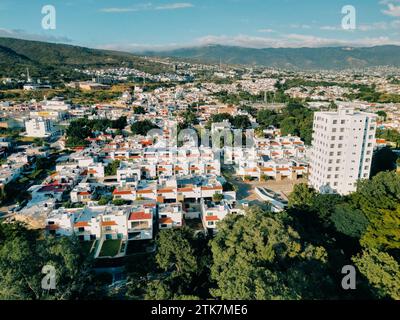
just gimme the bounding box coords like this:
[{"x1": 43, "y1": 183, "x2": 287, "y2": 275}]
[{"x1": 0, "y1": 0, "x2": 399, "y2": 52}]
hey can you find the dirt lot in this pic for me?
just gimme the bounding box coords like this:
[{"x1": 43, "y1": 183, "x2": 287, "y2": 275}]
[{"x1": 231, "y1": 177, "x2": 307, "y2": 201}]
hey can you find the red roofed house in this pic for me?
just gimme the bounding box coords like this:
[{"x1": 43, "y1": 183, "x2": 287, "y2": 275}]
[{"x1": 127, "y1": 208, "x2": 153, "y2": 240}]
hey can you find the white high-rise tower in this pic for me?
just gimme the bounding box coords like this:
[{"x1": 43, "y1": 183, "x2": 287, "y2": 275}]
[{"x1": 309, "y1": 106, "x2": 377, "y2": 195}]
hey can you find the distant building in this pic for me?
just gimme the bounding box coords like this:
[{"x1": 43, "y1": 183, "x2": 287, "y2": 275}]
[
  {"x1": 309, "y1": 106, "x2": 377, "y2": 195},
  {"x1": 25, "y1": 118, "x2": 54, "y2": 138},
  {"x1": 67, "y1": 82, "x2": 111, "y2": 91},
  {"x1": 23, "y1": 84, "x2": 52, "y2": 91}
]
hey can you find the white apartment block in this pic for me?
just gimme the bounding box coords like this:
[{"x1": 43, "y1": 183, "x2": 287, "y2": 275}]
[
  {"x1": 158, "y1": 203, "x2": 183, "y2": 229},
  {"x1": 309, "y1": 106, "x2": 377, "y2": 195},
  {"x1": 25, "y1": 117, "x2": 54, "y2": 138},
  {"x1": 46, "y1": 204, "x2": 155, "y2": 242}
]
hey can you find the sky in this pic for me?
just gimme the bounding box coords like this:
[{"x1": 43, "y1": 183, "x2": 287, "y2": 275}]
[{"x1": 0, "y1": 0, "x2": 399, "y2": 51}]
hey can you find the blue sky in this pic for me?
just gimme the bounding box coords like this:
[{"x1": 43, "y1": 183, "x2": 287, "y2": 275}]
[{"x1": 0, "y1": 0, "x2": 399, "y2": 51}]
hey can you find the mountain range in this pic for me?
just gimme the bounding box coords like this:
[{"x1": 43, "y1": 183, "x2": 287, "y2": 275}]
[
  {"x1": 1, "y1": 37, "x2": 400, "y2": 78},
  {"x1": 0, "y1": 37, "x2": 169, "y2": 78},
  {"x1": 144, "y1": 44, "x2": 400, "y2": 70}
]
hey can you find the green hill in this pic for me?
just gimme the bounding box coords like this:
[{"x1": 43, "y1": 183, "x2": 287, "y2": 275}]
[
  {"x1": 0, "y1": 37, "x2": 169, "y2": 79},
  {"x1": 144, "y1": 44, "x2": 400, "y2": 70}
]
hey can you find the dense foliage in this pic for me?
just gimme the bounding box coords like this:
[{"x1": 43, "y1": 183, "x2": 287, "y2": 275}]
[
  {"x1": 66, "y1": 116, "x2": 127, "y2": 147},
  {"x1": 0, "y1": 223, "x2": 105, "y2": 300},
  {"x1": 257, "y1": 103, "x2": 314, "y2": 145}
]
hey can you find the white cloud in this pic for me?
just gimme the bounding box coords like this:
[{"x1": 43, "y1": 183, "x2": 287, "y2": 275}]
[
  {"x1": 0, "y1": 28, "x2": 72, "y2": 43},
  {"x1": 320, "y1": 21, "x2": 400, "y2": 32},
  {"x1": 194, "y1": 34, "x2": 400, "y2": 49},
  {"x1": 320, "y1": 26, "x2": 341, "y2": 31},
  {"x1": 257, "y1": 28, "x2": 276, "y2": 33},
  {"x1": 100, "y1": 8, "x2": 139, "y2": 13},
  {"x1": 290, "y1": 24, "x2": 312, "y2": 29},
  {"x1": 100, "y1": 2, "x2": 193, "y2": 13},
  {"x1": 155, "y1": 3, "x2": 194, "y2": 10},
  {"x1": 358, "y1": 22, "x2": 389, "y2": 31},
  {"x1": 382, "y1": 3, "x2": 400, "y2": 16},
  {"x1": 99, "y1": 32, "x2": 400, "y2": 52}
]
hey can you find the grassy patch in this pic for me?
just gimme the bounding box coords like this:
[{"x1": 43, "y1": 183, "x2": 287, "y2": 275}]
[
  {"x1": 99, "y1": 239, "x2": 121, "y2": 257},
  {"x1": 80, "y1": 240, "x2": 95, "y2": 255}
]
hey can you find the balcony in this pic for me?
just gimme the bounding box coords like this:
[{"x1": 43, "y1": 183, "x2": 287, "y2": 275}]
[{"x1": 128, "y1": 222, "x2": 150, "y2": 231}]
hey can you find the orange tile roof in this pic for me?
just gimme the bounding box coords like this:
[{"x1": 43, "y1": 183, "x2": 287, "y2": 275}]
[
  {"x1": 46, "y1": 224, "x2": 60, "y2": 231},
  {"x1": 113, "y1": 189, "x2": 133, "y2": 195},
  {"x1": 178, "y1": 187, "x2": 194, "y2": 192},
  {"x1": 137, "y1": 189, "x2": 153, "y2": 194},
  {"x1": 201, "y1": 186, "x2": 223, "y2": 191},
  {"x1": 102, "y1": 221, "x2": 117, "y2": 226},
  {"x1": 75, "y1": 221, "x2": 89, "y2": 227},
  {"x1": 129, "y1": 211, "x2": 152, "y2": 220},
  {"x1": 158, "y1": 188, "x2": 175, "y2": 193},
  {"x1": 159, "y1": 217, "x2": 173, "y2": 224},
  {"x1": 205, "y1": 216, "x2": 219, "y2": 221}
]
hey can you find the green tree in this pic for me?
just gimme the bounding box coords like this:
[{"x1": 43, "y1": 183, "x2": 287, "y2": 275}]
[
  {"x1": 133, "y1": 106, "x2": 146, "y2": 114},
  {"x1": 376, "y1": 111, "x2": 387, "y2": 121},
  {"x1": 155, "y1": 228, "x2": 197, "y2": 281},
  {"x1": 0, "y1": 223, "x2": 101, "y2": 300},
  {"x1": 111, "y1": 116, "x2": 127, "y2": 130},
  {"x1": 370, "y1": 147, "x2": 397, "y2": 177},
  {"x1": 353, "y1": 249, "x2": 400, "y2": 300},
  {"x1": 256, "y1": 109, "x2": 280, "y2": 128},
  {"x1": 232, "y1": 115, "x2": 251, "y2": 129},
  {"x1": 330, "y1": 204, "x2": 369, "y2": 238},
  {"x1": 210, "y1": 207, "x2": 333, "y2": 300},
  {"x1": 350, "y1": 171, "x2": 400, "y2": 216},
  {"x1": 131, "y1": 120, "x2": 159, "y2": 136},
  {"x1": 105, "y1": 160, "x2": 120, "y2": 176},
  {"x1": 288, "y1": 183, "x2": 317, "y2": 209},
  {"x1": 212, "y1": 193, "x2": 224, "y2": 203},
  {"x1": 360, "y1": 205, "x2": 400, "y2": 250}
]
